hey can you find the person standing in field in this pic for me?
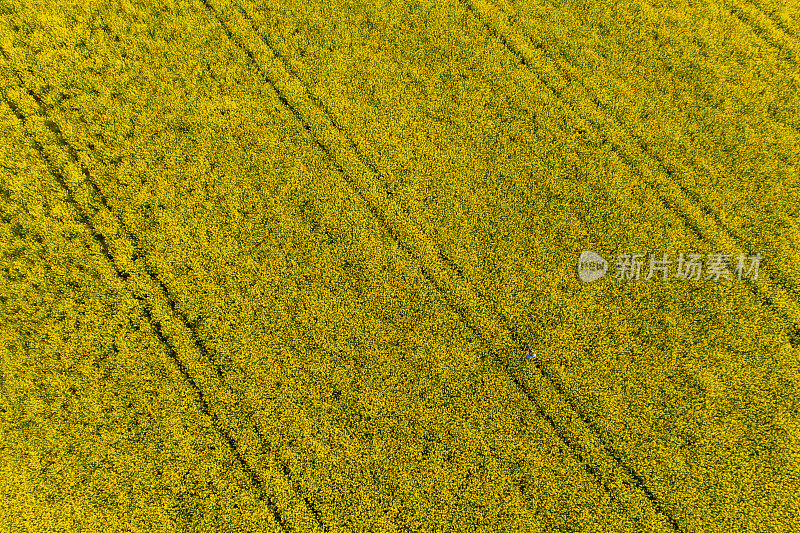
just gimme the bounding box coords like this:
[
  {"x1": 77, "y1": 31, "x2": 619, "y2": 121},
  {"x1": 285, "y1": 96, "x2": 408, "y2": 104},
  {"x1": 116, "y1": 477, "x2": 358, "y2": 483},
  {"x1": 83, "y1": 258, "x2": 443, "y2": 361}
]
[{"x1": 524, "y1": 344, "x2": 536, "y2": 360}]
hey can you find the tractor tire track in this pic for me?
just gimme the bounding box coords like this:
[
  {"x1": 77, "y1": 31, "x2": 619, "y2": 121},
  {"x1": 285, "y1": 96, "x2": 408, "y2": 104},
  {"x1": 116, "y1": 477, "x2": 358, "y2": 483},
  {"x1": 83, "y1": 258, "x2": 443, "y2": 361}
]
[
  {"x1": 722, "y1": 0, "x2": 800, "y2": 65},
  {"x1": 745, "y1": 0, "x2": 800, "y2": 42},
  {"x1": 0, "y1": 85, "x2": 294, "y2": 532},
  {"x1": 197, "y1": 0, "x2": 686, "y2": 530},
  {"x1": 483, "y1": 0, "x2": 800, "y2": 341},
  {"x1": 224, "y1": 0, "x2": 797, "y2": 530},
  {"x1": 0, "y1": 41, "x2": 324, "y2": 533},
  {"x1": 462, "y1": 0, "x2": 800, "y2": 349}
]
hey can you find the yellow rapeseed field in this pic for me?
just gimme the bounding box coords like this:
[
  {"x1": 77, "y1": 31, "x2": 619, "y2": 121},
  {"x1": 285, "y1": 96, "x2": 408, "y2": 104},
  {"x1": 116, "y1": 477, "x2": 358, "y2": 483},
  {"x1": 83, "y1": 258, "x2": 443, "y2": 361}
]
[{"x1": 1, "y1": 0, "x2": 798, "y2": 531}]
